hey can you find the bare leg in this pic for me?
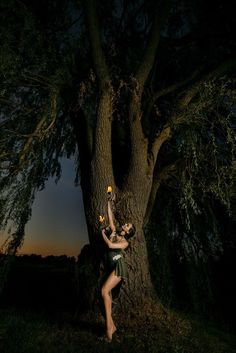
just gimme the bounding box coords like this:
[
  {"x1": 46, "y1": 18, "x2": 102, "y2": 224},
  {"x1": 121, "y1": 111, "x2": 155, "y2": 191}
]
[{"x1": 101, "y1": 270, "x2": 121, "y2": 341}]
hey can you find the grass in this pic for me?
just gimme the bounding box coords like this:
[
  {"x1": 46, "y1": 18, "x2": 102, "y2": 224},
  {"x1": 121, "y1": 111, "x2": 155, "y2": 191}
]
[{"x1": 0, "y1": 306, "x2": 235, "y2": 353}]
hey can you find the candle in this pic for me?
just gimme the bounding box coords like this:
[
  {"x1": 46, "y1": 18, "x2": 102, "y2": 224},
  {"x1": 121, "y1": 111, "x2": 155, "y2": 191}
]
[
  {"x1": 99, "y1": 215, "x2": 105, "y2": 223},
  {"x1": 107, "y1": 186, "x2": 112, "y2": 194}
]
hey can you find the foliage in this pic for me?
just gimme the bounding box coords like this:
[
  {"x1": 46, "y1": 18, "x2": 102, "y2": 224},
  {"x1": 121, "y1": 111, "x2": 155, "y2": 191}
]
[
  {"x1": 0, "y1": 0, "x2": 235, "y2": 307},
  {"x1": 0, "y1": 0, "x2": 79, "y2": 254},
  {"x1": 176, "y1": 78, "x2": 236, "y2": 222},
  {"x1": 145, "y1": 75, "x2": 236, "y2": 309},
  {"x1": 147, "y1": 75, "x2": 236, "y2": 260}
]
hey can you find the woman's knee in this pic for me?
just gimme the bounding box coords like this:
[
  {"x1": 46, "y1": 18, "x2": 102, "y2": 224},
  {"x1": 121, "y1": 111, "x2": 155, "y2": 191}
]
[{"x1": 101, "y1": 286, "x2": 108, "y2": 298}]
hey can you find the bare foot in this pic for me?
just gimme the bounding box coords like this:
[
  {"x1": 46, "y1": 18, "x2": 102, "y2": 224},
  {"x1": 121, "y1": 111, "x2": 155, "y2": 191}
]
[
  {"x1": 112, "y1": 324, "x2": 117, "y2": 335},
  {"x1": 105, "y1": 322, "x2": 117, "y2": 342},
  {"x1": 106, "y1": 329, "x2": 113, "y2": 342}
]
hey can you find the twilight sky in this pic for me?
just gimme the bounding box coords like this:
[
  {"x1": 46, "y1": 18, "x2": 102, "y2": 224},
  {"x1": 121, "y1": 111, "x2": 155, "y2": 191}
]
[{"x1": 17, "y1": 158, "x2": 89, "y2": 257}]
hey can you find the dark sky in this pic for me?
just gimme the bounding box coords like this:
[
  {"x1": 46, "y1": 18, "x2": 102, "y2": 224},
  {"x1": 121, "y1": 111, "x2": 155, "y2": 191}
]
[{"x1": 2, "y1": 158, "x2": 89, "y2": 257}]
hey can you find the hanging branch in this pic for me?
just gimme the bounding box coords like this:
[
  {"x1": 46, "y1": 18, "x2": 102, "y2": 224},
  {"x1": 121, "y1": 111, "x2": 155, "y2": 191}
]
[{"x1": 16, "y1": 90, "x2": 58, "y2": 171}]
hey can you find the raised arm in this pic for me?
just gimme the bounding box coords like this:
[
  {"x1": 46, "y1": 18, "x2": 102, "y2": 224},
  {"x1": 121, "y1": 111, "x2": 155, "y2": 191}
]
[
  {"x1": 102, "y1": 229, "x2": 128, "y2": 249},
  {"x1": 107, "y1": 200, "x2": 116, "y2": 231}
]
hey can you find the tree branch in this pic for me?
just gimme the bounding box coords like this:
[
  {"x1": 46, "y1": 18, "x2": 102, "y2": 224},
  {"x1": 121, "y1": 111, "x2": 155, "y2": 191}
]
[
  {"x1": 125, "y1": 1, "x2": 171, "y2": 187},
  {"x1": 70, "y1": 107, "x2": 93, "y2": 161},
  {"x1": 144, "y1": 162, "x2": 177, "y2": 226},
  {"x1": 16, "y1": 91, "x2": 58, "y2": 170},
  {"x1": 150, "y1": 125, "x2": 172, "y2": 167},
  {"x1": 178, "y1": 57, "x2": 236, "y2": 109},
  {"x1": 0, "y1": 152, "x2": 11, "y2": 159},
  {"x1": 145, "y1": 65, "x2": 205, "y2": 120},
  {"x1": 83, "y1": 0, "x2": 110, "y2": 87},
  {"x1": 42, "y1": 90, "x2": 58, "y2": 134},
  {"x1": 135, "y1": 0, "x2": 171, "y2": 87},
  {"x1": 125, "y1": 91, "x2": 149, "y2": 190},
  {"x1": 18, "y1": 116, "x2": 47, "y2": 167},
  {"x1": 83, "y1": 0, "x2": 114, "y2": 175}
]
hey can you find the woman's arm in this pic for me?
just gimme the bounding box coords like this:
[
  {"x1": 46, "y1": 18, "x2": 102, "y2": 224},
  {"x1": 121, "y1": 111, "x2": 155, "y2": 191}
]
[
  {"x1": 107, "y1": 200, "x2": 116, "y2": 231},
  {"x1": 102, "y1": 229, "x2": 128, "y2": 249}
]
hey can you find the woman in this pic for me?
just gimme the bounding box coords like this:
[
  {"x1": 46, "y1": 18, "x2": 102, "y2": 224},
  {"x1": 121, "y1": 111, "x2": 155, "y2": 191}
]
[{"x1": 100, "y1": 196, "x2": 136, "y2": 342}]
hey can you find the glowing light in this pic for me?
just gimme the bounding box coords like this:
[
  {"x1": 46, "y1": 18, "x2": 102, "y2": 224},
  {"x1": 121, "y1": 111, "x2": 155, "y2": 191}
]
[
  {"x1": 107, "y1": 186, "x2": 112, "y2": 193},
  {"x1": 99, "y1": 215, "x2": 105, "y2": 223}
]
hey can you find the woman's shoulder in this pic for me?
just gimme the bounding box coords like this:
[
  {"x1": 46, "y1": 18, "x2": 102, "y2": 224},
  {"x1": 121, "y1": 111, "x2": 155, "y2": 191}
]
[{"x1": 118, "y1": 236, "x2": 129, "y2": 249}]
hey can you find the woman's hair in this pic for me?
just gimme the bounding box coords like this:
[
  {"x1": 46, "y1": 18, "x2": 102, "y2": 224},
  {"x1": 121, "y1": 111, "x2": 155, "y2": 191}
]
[{"x1": 124, "y1": 224, "x2": 136, "y2": 240}]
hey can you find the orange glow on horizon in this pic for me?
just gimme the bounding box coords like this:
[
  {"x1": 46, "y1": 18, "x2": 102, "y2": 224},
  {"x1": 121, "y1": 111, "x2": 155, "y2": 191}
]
[
  {"x1": 18, "y1": 245, "x2": 80, "y2": 258},
  {"x1": 1, "y1": 230, "x2": 86, "y2": 258}
]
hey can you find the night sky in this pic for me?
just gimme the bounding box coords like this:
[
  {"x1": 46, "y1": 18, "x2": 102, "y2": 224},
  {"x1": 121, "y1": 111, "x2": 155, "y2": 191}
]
[{"x1": 1, "y1": 158, "x2": 89, "y2": 257}]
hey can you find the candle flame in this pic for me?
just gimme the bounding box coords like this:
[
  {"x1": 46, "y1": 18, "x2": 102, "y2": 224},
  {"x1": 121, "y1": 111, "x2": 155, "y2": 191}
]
[
  {"x1": 107, "y1": 186, "x2": 112, "y2": 193},
  {"x1": 99, "y1": 215, "x2": 105, "y2": 223}
]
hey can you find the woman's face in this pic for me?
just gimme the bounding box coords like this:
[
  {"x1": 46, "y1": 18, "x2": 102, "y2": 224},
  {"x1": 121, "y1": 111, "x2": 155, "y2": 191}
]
[{"x1": 122, "y1": 223, "x2": 132, "y2": 234}]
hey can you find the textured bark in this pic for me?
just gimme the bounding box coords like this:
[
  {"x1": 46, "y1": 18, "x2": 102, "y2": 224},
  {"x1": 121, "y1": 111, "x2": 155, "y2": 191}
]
[
  {"x1": 74, "y1": 103, "x2": 156, "y2": 310},
  {"x1": 74, "y1": 0, "x2": 172, "y2": 316},
  {"x1": 78, "y1": 180, "x2": 156, "y2": 313},
  {"x1": 115, "y1": 229, "x2": 157, "y2": 313}
]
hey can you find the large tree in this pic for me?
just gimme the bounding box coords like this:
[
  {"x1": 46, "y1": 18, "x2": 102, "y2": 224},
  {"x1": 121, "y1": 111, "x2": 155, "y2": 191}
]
[{"x1": 0, "y1": 0, "x2": 235, "y2": 312}]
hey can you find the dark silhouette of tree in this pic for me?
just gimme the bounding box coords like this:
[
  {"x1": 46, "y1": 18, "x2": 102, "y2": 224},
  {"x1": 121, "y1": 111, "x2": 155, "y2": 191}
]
[{"x1": 0, "y1": 0, "x2": 235, "y2": 313}]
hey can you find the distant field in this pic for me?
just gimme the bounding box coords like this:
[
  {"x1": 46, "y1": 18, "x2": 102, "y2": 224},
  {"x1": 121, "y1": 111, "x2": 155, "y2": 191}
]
[{"x1": 0, "y1": 255, "x2": 77, "y2": 313}]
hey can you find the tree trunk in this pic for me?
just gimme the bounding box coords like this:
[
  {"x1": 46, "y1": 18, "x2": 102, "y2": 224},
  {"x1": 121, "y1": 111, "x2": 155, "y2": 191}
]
[
  {"x1": 72, "y1": 90, "x2": 160, "y2": 317},
  {"x1": 115, "y1": 228, "x2": 156, "y2": 314},
  {"x1": 77, "y1": 160, "x2": 157, "y2": 315},
  {"x1": 74, "y1": 0, "x2": 174, "y2": 319}
]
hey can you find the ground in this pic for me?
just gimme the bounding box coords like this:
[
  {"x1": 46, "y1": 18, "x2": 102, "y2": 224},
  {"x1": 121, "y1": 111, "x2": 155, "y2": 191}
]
[
  {"x1": 0, "y1": 305, "x2": 235, "y2": 353},
  {"x1": 0, "y1": 256, "x2": 235, "y2": 352}
]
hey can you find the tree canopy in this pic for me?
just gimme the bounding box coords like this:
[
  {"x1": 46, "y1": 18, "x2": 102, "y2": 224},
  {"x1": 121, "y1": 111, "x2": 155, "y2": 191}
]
[{"x1": 0, "y1": 0, "x2": 235, "y2": 267}]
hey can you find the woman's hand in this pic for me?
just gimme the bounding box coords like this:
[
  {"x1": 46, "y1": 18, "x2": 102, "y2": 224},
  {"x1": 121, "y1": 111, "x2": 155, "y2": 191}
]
[
  {"x1": 102, "y1": 229, "x2": 128, "y2": 250},
  {"x1": 107, "y1": 186, "x2": 116, "y2": 202}
]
